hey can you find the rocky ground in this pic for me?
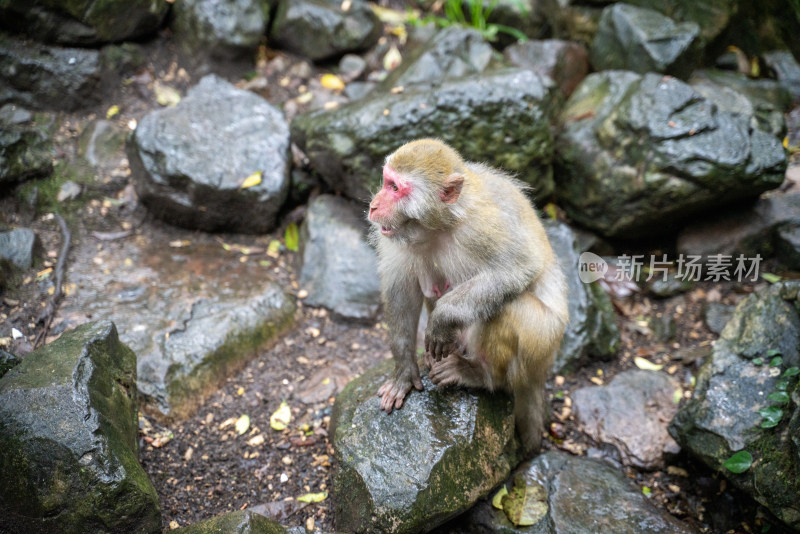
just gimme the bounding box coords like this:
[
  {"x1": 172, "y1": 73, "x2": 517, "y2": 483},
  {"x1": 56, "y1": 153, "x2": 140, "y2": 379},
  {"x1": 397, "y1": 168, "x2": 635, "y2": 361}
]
[{"x1": 2, "y1": 8, "x2": 800, "y2": 534}]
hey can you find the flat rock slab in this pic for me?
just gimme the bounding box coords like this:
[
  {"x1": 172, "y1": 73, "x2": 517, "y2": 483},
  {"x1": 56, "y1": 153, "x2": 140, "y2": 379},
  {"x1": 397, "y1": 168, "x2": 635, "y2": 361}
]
[
  {"x1": 462, "y1": 451, "x2": 697, "y2": 533},
  {"x1": 331, "y1": 358, "x2": 521, "y2": 534},
  {"x1": 572, "y1": 369, "x2": 681, "y2": 469},
  {"x1": 55, "y1": 226, "x2": 296, "y2": 421},
  {"x1": 0, "y1": 321, "x2": 161, "y2": 534},
  {"x1": 175, "y1": 510, "x2": 287, "y2": 533}
]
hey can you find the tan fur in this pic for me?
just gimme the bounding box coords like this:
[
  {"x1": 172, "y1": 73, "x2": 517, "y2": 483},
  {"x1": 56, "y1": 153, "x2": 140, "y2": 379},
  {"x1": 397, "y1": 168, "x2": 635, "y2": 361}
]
[{"x1": 369, "y1": 139, "x2": 568, "y2": 455}]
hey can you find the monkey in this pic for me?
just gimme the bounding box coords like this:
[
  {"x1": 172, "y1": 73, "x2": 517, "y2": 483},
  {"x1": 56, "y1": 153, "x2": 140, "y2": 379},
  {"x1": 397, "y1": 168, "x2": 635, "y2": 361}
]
[{"x1": 367, "y1": 139, "x2": 568, "y2": 455}]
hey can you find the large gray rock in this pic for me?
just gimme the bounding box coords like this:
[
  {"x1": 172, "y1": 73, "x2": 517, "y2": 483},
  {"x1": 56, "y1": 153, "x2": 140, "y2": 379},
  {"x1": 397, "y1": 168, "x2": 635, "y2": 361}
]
[
  {"x1": 590, "y1": 3, "x2": 700, "y2": 78},
  {"x1": 175, "y1": 510, "x2": 287, "y2": 533},
  {"x1": 504, "y1": 39, "x2": 589, "y2": 97},
  {"x1": 0, "y1": 36, "x2": 108, "y2": 111},
  {"x1": 54, "y1": 227, "x2": 296, "y2": 421},
  {"x1": 763, "y1": 49, "x2": 800, "y2": 102},
  {"x1": 556, "y1": 71, "x2": 786, "y2": 238},
  {"x1": 689, "y1": 69, "x2": 792, "y2": 138},
  {"x1": 292, "y1": 68, "x2": 557, "y2": 202},
  {"x1": 331, "y1": 358, "x2": 521, "y2": 534},
  {"x1": 621, "y1": 0, "x2": 737, "y2": 43},
  {"x1": 0, "y1": 321, "x2": 161, "y2": 534},
  {"x1": 128, "y1": 75, "x2": 290, "y2": 234},
  {"x1": 670, "y1": 282, "x2": 800, "y2": 531},
  {"x1": 0, "y1": 228, "x2": 36, "y2": 270},
  {"x1": 0, "y1": 106, "x2": 53, "y2": 186},
  {"x1": 299, "y1": 195, "x2": 380, "y2": 321},
  {"x1": 376, "y1": 27, "x2": 502, "y2": 93},
  {"x1": 269, "y1": 0, "x2": 381, "y2": 62},
  {"x1": 573, "y1": 370, "x2": 681, "y2": 469},
  {"x1": 456, "y1": 451, "x2": 697, "y2": 533},
  {"x1": 0, "y1": 0, "x2": 169, "y2": 45},
  {"x1": 172, "y1": 0, "x2": 271, "y2": 59},
  {"x1": 545, "y1": 221, "x2": 619, "y2": 373},
  {"x1": 677, "y1": 194, "x2": 800, "y2": 259}
]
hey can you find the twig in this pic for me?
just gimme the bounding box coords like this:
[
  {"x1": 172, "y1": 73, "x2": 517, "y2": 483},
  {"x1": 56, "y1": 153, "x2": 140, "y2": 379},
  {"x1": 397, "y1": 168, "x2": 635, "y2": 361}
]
[{"x1": 34, "y1": 214, "x2": 71, "y2": 348}]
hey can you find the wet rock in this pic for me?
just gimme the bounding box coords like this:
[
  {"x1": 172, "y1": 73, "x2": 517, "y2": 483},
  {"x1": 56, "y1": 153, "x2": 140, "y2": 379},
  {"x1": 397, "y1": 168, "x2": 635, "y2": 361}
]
[
  {"x1": 55, "y1": 228, "x2": 296, "y2": 421},
  {"x1": 0, "y1": 0, "x2": 168, "y2": 45},
  {"x1": 0, "y1": 36, "x2": 108, "y2": 111},
  {"x1": 670, "y1": 282, "x2": 800, "y2": 530},
  {"x1": 482, "y1": 0, "x2": 550, "y2": 43},
  {"x1": 457, "y1": 451, "x2": 697, "y2": 533},
  {"x1": 172, "y1": 0, "x2": 271, "y2": 59},
  {"x1": 331, "y1": 358, "x2": 521, "y2": 534},
  {"x1": 270, "y1": 0, "x2": 380, "y2": 62},
  {"x1": 622, "y1": 0, "x2": 736, "y2": 43},
  {"x1": 175, "y1": 510, "x2": 287, "y2": 533},
  {"x1": 590, "y1": 4, "x2": 700, "y2": 78},
  {"x1": 677, "y1": 194, "x2": 800, "y2": 259},
  {"x1": 573, "y1": 370, "x2": 681, "y2": 469},
  {"x1": 0, "y1": 349, "x2": 20, "y2": 378},
  {"x1": 704, "y1": 301, "x2": 735, "y2": 335},
  {"x1": 0, "y1": 321, "x2": 161, "y2": 533},
  {"x1": 763, "y1": 50, "x2": 800, "y2": 102},
  {"x1": 504, "y1": 39, "x2": 589, "y2": 97},
  {"x1": 0, "y1": 106, "x2": 53, "y2": 186},
  {"x1": 544, "y1": 221, "x2": 619, "y2": 373},
  {"x1": 128, "y1": 74, "x2": 290, "y2": 234},
  {"x1": 690, "y1": 69, "x2": 792, "y2": 138},
  {"x1": 298, "y1": 195, "x2": 380, "y2": 321},
  {"x1": 776, "y1": 222, "x2": 800, "y2": 269},
  {"x1": 78, "y1": 119, "x2": 127, "y2": 168},
  {"x1": 292, "y1": 68, "x2": 556, "y2": 201},
  {"x1": 377, "y1": 27, "x2": 502, "y2": 93},
  {"x1": 0, "y1": 228, "x2": 36, "y2": 269},
  {"x1": 339, "y1": 54, "x2": 367, "y2": 82},
  {"x1": 556, "y1": 71, "x2": 786, "y2": 238}
]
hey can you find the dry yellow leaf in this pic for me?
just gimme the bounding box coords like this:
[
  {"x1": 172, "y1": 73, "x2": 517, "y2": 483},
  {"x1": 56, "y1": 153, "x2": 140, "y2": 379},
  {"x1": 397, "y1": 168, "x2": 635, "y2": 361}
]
[
  {"x1": 634, "y1": 356, "x2": 664, "y2": 371},
  {"x1": 240, "y1": 171, "x2": 262, "y2": 189},
  {"x1": 321, "y1": 74, "x2": 345, "y2": 91},
  {"x1": 270, "y1": 401, "x2": 292, "y2": 431},
  {"x1": 106, "y1": 105, "x2": 120, "y2": 119}
]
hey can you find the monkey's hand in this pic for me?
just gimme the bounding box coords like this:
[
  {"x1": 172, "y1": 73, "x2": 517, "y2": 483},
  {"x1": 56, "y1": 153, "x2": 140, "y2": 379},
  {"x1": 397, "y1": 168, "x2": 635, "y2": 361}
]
[
  {"x1": 377, "y1": 364, "x2": 423, "y2": 413},
  {"x1": 424, "y1": 322, "x2": 459, "y2": 361}
]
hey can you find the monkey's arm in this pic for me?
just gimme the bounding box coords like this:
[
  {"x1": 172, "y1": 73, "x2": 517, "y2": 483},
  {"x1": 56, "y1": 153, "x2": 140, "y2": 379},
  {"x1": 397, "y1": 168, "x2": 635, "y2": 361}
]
[
  {"x1": 426, "y1": 259, "x2": 539, "y2": 358},
  {"x1": 377, "y1": 266, "x2": 425, "y2": 413}
]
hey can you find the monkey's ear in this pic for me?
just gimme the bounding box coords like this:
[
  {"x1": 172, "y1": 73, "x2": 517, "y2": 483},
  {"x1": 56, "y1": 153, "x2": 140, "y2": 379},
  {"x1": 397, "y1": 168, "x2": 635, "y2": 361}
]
[{"x1": 440, "y1": 173, "x2": 464, "y2": 204}]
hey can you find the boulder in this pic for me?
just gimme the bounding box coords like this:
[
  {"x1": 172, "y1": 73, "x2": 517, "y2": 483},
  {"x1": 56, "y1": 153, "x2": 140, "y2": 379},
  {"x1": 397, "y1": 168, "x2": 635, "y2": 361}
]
[
  {"x1": 298, "y1": 195, "x2": 380, "y2": 321},
  {"x1": 0, "y1": 0, "x2": 168, "y2": 45},
  {"x1": 544, "y1": 221, "x2": 619, "y2": 373},
  {"x1": 269, "y1": 0, "x2": 380, "y2": 62},
  {"x1": 0, "y1": 105, "x2": 53, "y2": 186},
  {"x1": 331, "y1": 359, "x2": 521, "y2": 533},
  {"x1": 763, "y1": 50, "x2": 800, "y2": 102},
  {"x1": 456, "y1": 451, "x2": 697, "y2": 533},
  {"x1": 689, "y1": 69, "x2": 792, "y2": 138},
  {"x1": 0, "y1": 228, "x2": 36, "y2": 270},
  {"x1": 128, "y1": 75, "x2": 290, "y2": 234},
  {"x1": 670, "y1": 282, "x2": 800, "y2": 530},
  {"x1": 175, "y1": 510, "x2": 287, "y2": 533},
  {"x1": 54, "y1": 228, "x2": 297, "y2": 421},
  {"x1": 0, "y1": 35, "x2": 108, "y2": 111},
  {"x1": 556, "y1": 71, "x2": 786, "y2": 238},
  {"x1": 504, "y1": 39, "x2": 589, "y2": 97},
  {"x1": 621, "y1": 0, "x2": 737, "y2": 43},
  {"x1": 572, "y1": 370, "x2": 681, "y2": 469},
  {"x1": 172, "y1": 0, "x2": 271, "y2": 59},
  {"x1": 292, "y1": 68, "x2": 557, "y2": 201},
  {"x1": 590, "y1": 4, "x2": 700, "y2": 78},
  {"x1": 0, "y1": 321, "x2": 161, "y2": 533}
]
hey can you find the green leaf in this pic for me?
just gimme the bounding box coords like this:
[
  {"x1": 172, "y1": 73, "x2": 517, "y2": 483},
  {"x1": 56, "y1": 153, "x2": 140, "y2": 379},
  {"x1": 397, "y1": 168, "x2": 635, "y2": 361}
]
[
  {"x1": 767, "y1": 391, "x2": 790, "y2": 404},
  {"x1": 759, "y1": 406, "x2": 783, "y2": 428},
  {"x1": 766, "y1": 349, "x2": 782, "y2": 357},
  {"x1": 769, "y1": 356, "x2": 783, "y2": 367},
  {"x1": 297, "y1": 491, "x2": 327, "y2": 503},
  {"x1": 752, "y1": 357, "x2": 764, "y2": 365},
  {"x1": 761, "y1": 272, "x2": 782, "y2": 284},
  {"x1": 642, "y1": 486, "x2": 652, "y2": 496},
  {"x1": 492, "y1": 486, "x2": 508, "y2": 509},
  {"x1": 775, "y1": 379, "x2": 790, "y2": 391},
  {"x1": 284, "y1": 222, "x2": 299, "y2": 252},
  {"x1": 783, "y1": 366, "x2": 800, "y2": 378},
  {"x1": 723, "y1": 450, "x2": 753, "y2": 473}
]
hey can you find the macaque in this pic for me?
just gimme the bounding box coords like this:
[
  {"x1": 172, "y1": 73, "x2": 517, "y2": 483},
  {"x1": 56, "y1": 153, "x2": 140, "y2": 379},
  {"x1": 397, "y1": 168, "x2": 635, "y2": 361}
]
[{"x1": 368, "y1": 139, "x2": 568, "y2": 454}]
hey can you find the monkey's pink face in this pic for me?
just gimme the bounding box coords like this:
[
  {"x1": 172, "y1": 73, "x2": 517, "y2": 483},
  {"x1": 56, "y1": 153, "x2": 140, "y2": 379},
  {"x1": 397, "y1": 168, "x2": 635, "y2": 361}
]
[{"x1": 368, "y1": 165, "x2": 413, "y2": 237}]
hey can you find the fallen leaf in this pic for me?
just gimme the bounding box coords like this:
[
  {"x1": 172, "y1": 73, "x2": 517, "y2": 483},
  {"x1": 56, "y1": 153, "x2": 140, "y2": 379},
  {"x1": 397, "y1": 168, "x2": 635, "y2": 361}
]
[
  {"x1": 297, "y1": 491, "x2": 327, "y2": 503},
  {"x1": 723, "y1": 450, "x2": 753, "y2": 473},
  {"x1": 502, "y1": 474, "x2": 548, "y2": 527},
  {"x1": 235, "y1": 414, "x2": 251, "y2": 435},
  {"x1": 247, "y1": 434, "x2": 265, "y2": 446},
  {"x1": 270, "y1": 401, "x2": 292, "y2": 431},
  {"x1": 106, "y1": 104, "x2": 120, "y2": 119},
  {"x1": 267, "y1": 240, "x2": 281, "y2": 258},
  {"x1": 296, "y1": 92, "x2": 313, "y2": 104},
  {"x1": 154, "y1": 81, "x2": 181, "y2": 107},
  {"x1": 240, "y1": 171, "x2": 262, "y2": 189},
  {"x1": 320, "y1": 74, "x2": 345, "y2": 91},
  {"x1": 383, "y1": 45, "x2": 402, "y2": 71},
  {"x1": 634, "y1": 356, "x2": 664, "y2": 371},
  {"x1": 285, "y1": 222, "x2": 299, "y2": 252},
  {"x1": 492, "y1": 486, "x2": 508, "y2": 509}
]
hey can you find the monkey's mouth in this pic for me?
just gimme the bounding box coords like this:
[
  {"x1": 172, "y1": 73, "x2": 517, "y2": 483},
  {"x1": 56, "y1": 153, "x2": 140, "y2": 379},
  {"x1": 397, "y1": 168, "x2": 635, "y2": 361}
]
[{"x1": 380, "y1": 226, "x2": 395, "y2": 237}]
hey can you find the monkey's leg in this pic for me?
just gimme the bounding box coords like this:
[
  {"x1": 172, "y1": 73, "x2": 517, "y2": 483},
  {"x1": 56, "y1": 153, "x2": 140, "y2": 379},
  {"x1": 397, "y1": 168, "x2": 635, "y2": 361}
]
[{"x1": 428, "y1": 324, "x2": 507, "y2": 390}]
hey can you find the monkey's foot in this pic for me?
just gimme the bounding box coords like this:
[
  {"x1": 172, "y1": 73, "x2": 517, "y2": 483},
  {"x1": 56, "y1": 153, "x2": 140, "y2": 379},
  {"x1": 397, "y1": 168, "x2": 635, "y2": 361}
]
[
  {"x1": 429, "y1": 354, "x2": 488, "y2": 388},
  {"x1": 377, "y1": 374, "x2": 423, "y2": 414}
]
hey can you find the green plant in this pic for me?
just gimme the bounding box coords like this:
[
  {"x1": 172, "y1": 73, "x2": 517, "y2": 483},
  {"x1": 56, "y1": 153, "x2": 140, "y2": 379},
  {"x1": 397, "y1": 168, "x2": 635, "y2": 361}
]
[{"x1": 415, "y1": 0, "x2": 528, "y2": 43}]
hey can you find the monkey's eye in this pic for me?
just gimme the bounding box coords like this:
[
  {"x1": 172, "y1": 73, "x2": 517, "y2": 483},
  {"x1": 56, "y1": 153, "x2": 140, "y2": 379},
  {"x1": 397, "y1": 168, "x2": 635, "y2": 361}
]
[{"x1": 388, "y1": 181, "x2": 398, "y2": 192}]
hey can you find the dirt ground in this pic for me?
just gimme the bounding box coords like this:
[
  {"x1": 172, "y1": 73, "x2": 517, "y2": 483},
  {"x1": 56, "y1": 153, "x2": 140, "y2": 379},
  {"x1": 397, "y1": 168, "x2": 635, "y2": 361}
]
[{"x1": 1, "y1": 18, "x2": 797, "y2": 534}]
